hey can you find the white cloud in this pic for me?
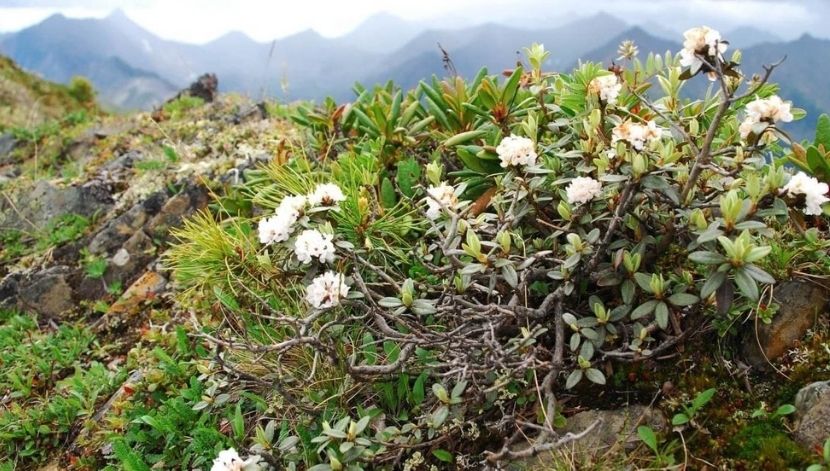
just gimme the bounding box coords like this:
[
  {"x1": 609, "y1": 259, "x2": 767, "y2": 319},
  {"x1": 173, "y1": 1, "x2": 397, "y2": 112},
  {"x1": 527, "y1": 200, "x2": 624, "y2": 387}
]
[{"x1": 0, "y1": 0, "x2": 825, "y2": 43}]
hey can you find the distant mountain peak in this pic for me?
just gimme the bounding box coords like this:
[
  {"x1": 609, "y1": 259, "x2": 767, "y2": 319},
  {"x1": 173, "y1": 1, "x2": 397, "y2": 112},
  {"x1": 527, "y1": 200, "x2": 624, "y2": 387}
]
[{"x1": 106, "y1": 8, "x2": 130, "y2": 21}]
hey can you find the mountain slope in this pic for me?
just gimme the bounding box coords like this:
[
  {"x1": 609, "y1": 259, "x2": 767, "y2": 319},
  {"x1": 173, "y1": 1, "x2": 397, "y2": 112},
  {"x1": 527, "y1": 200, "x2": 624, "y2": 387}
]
[
  {"x1": 0, "y1": 54, "x2": 96, "y2": 129},
  {"x1": 361, "y1": 13, "x2": 629, "y2": 91}
]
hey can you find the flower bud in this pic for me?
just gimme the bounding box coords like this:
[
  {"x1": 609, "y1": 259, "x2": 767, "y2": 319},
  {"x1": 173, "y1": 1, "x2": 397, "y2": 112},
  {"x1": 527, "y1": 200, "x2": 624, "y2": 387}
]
[
  {"x1": 426, "y1": 161, "x2": 443, "y2": 186},
  {"x1": 401, "y1": 279, "x2": 415, "y2": 307}
]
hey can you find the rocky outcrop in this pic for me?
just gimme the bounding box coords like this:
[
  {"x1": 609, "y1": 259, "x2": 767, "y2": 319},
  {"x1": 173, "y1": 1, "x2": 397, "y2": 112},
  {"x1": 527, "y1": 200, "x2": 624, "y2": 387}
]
[
  {"x1": 0, "y1": 180, "x2": 113, "y2": 231},
  {"x1": 742, "y1": 281, "x2": 830, "y2": 369},
  {"x1": 794, "y1": 381, "x2": 830, "y2": 450}
]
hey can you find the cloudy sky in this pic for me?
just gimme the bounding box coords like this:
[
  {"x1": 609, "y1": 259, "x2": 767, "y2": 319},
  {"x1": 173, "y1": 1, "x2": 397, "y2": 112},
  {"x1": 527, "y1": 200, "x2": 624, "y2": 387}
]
[{"x1": 0, "y1": 0, "x2": 826, "y2": 44}]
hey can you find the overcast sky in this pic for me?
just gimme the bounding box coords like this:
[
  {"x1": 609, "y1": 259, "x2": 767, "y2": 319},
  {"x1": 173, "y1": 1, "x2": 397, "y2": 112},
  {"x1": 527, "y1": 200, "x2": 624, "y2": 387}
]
[{"x1": 0, "y1": 0, "x2": 826, "y2": 44}]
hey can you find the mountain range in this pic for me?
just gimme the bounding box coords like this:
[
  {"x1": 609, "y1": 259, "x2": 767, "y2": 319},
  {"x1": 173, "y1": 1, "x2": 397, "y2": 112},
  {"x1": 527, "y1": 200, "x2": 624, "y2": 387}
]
[{"x1": 0, "y1": 9, "x2": 826, "y2": 139}]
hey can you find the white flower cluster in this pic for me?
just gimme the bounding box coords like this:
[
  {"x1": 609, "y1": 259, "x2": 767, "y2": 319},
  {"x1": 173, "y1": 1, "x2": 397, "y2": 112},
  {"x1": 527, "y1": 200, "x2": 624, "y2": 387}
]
[
  {"x1": 783, "y1": 171, "x2": 829, "y2": 216},
  {"x1": 305, "y1": 270, "x2": 350, "y2": 309},
  {"x1": 425, "y1": 182, "x2": 460, "y2": 220},
  {"x1": 308, "y1": 183, "x2": 346, "y2": 207},
  {"x1": 679, "y1": 26, "x2": 727, "y2": 80},
  {"x1": 210, "y1": 448, "x2": 262, "y2": 471},
  {"x1": 294, "y1": 229, "x2": 336, "y2": 264},
  {"x1": 588, "y1": 74, "x2": 622, "y2": 105},
  {"x1": 739, "y1": 95, "x2": 794, "y2": 140},
  {"x1": 258, "y1": 183, "x2": 347, "y2": 246},
  {"x1": 566, "y1": 176, "x2": 603, "y2": 205},
  {"x1": 611, "y1": 120, "x2": 663, "y2": 150},
  {"x1": 496, "y1": 135, "x2": 538, "y2": 168},
  {"x1": 256, "y1": 184, "x2": 350, "y2": 309},
  {"x1": 258, "y1": 195, "x2": 307, "y2": 245}
]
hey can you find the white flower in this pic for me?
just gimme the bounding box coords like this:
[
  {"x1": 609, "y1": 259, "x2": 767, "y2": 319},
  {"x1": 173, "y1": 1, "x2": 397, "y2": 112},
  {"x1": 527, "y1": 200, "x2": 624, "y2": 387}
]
[
  {"x1": 276, "y1": 195, "x2": 307, "y2": 221},
  {"x1": 258, "y1": 213, "x2": 294, "y2": 245},
  {"x1": 565, "y1": 177, "x2": 602, "y2": 205},
  {"x1": 258, "y1": 194, "x2": 308, "y2": 245},
  {"x1": 739, "y1": 117, "x2": 757, "y2": 140},
  {"x1": 746, "y1": 95, "x2": 793, "y2": 124},
  {"x1": 496, "y1": 135, "x2": 537, "y2": 168},
  {"x1": 308, "y1": 183, "x2": 346, "y2": 207},
  {"x1": 425, "y1": 182, "x2": 459, "y2": 220},
  {"x1": 611, "y1": 120, "x2": 663, "y2": 151},
  {"x1": 783, "y1": 172, "x2": 829, "y2": 216},
  {"x1": 680, "y1": 26, "x2": 727, "y2": 81},
  {"x1": 210, "y1": 448, "x2": 263, "y2": 471},
  {"x1": 305, "y1": 271, "x2": 350, "y2": 309},
  {"x1": 588, "y1": 74, "x2": 622, "y2": 105},
  {"x1": 740, "y1": 95, "x2": 793, "y2": 141},
  {"x1": 294, "y1": 229, "x2": 336, "y2": 264}
]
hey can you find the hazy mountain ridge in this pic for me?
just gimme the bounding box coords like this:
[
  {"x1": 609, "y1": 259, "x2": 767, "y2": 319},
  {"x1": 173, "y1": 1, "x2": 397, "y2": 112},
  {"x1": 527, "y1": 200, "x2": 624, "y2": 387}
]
[{"x1": 1, "y1": 9, "x2": 827, "y2": 138}]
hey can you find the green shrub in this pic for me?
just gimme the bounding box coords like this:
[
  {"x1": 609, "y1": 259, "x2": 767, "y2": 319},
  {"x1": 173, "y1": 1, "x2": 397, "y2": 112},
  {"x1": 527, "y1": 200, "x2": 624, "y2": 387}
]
[
  {"x1": 168, "y1": 29, "x2": 830, "y2": 469},
  {"x1": 67, "y1": 76, "x2": 96, "y2": 105}
]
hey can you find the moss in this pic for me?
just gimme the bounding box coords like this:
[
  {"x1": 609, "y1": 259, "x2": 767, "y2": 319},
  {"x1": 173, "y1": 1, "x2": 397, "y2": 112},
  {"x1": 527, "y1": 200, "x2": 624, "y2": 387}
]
[{"x1": 727, "y1": 420, "x2": 813, "y2": 469}]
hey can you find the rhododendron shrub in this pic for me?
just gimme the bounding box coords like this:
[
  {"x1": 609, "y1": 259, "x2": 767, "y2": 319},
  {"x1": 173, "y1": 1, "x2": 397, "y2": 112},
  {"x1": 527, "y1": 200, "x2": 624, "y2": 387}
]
[{"x1": 171, "y1": 28, "x2": 829, "y2": 469}]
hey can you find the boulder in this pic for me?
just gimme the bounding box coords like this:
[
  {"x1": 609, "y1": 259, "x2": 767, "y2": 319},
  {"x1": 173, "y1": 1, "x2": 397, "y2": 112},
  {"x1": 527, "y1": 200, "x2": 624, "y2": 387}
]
[
  {"x1": 560, "y1": 405, "x2": 666, "y2": 452},
  {"x1": 0, "y1": 133, "x2": 18, "y2": 165},
  {"x1": 16, "y1": 266, "x2": 75, "y2": 318},
  {"x1": 510, "y1": 405, "x2": 666, "y2": 470},
  {"x1": 742, "y1": 281, "x2": 830, "y2": 369},
  {"x1": 0, "y1": 180, "x2": 112, "y2": 231},
  {"x1": 794, "y1": 381, "x2": 830, "y2": 450}
]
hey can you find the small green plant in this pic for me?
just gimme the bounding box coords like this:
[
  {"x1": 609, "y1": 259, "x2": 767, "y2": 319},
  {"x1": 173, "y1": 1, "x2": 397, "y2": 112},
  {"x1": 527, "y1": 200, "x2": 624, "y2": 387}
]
[
  {"x1": 672, "y1": 388, "x2": 717, "y2": 428},
  {"x1": 163, "y1": 95, "x2": 205, "y2": 119},
  {"x1": 37, "y1": 213, "x2": 91, "y2": 249},
  {"x1": 750, "y1": 402, "x2": 797, "y2": 421},
  {"x1": 82, "y1": 251, "x2": 108, "y2": 279},
  {"x1": 808, "y1": 438, "x2": 830, "y2": 471},
  {"x1": 67, "y1": 76, "x2": 96, "y2": 105},
  {"x1": 637, "y1": 425, "x2": 677, "y2": 468}
]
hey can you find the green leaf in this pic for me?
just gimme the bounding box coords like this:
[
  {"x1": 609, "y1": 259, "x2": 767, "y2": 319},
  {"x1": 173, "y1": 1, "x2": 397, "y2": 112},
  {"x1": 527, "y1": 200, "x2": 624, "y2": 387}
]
[
  {"x1": 565, "y1": 369, "x2": 583, "y2": 389},
  {"x1": 692, "y1": 388, "x2": 717, "y2": 411},
  {"x1": 655, "y1": 301, "x2": 669, "y2": 329},
  {"x1": 444, "y1": 129, "x2": 487, "y2": 147},
  {"x1": 501, "y1": 66, "x2": 523, "y2": 104},
  {"x1": 734, "y1": 269, "x2": 759, "y2": 301},
  {"x1": 631, "y1": 300, "x2": 658, "y2": 320},
  {"x1": 432, "y1": 449, "x2": 454, "y2": 463},
  {"x1": 432, "y1": 383, "x2": 449, "y2": 403},
  {"x1": 775, "y1": 404, "x2": 796, "y2": 416},
  {"x1": 637, "y1": 425, "x2": 659, "y2": 453},
  {"x1": 672, "y1": 413, "x2": 689, "y2": 426},
  {"x1": 380, "y1": 177, "x2": 397, "y2": 208},
  {"x1": 667, "y1": 292, "x2": 699, "y2": 307},
  {"x1": 232, "y1": 403, "x2": 244, "y2": 439},
  {"x1": 701, "y1": 271, "x2": 726, "y2": 298},
  {"x1": 396, "y1": 158, "x2": 421, "y2": 198},
  {"x1": 634, "y1": 272, "x2": 654, "y2": 293},
  {"x1": 585, "y1": 368, "x2": 606, "y2": 385},
  {"x1": 744, "y1": 264, "x2": 776, "y2": 284},
  {"x1": 412, "y1": 372, "x2": 427, "y2": 405},
  {"x1": 688, "y1": 251, "x2": 726, "y2": 265},
  {"x1": 815, "y1": 113, "x2": 830, "y2": 148},
  {"x1": 621, "y1": 279, "x2": 635, "y2": 305}
]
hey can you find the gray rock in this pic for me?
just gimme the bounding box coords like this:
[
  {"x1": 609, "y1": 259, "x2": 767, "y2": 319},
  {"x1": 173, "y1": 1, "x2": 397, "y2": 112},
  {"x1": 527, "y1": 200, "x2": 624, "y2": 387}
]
[
  {"x1": 145, "y1": 185, "x2": 208, "y2": 241},
  {"x1": 560, "y1": 405, "x2": 666, "y2": 452},
  {"x1": 795, "y1": 382, "x2": 830, "y2": 450},
  {"x1": 795, "y1": 381, "x2": 830, "y2": 417},
  {"x1": 0, "y1": 133, "x2": 18, "y2": 165},
  {"x1": 743, "y1": 281, "x2": 830, "y2": 369},
  {"x1": 16, "y1": 266, "x2": 75, "y2": 318},
  {"x1": 0, "y1": 180, "x2": 112, "y2": 231}
]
